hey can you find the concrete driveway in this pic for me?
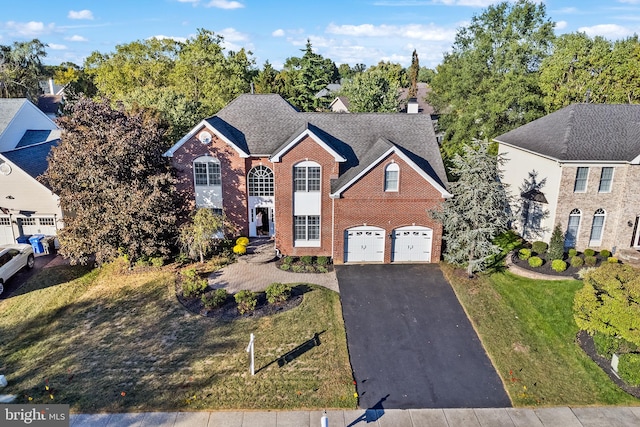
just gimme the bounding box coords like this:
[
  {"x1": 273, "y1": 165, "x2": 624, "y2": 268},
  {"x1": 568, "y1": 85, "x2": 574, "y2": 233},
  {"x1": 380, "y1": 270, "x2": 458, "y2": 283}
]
[{"x1": 336, "y1": 264, "x2": 511, "y2": 409}]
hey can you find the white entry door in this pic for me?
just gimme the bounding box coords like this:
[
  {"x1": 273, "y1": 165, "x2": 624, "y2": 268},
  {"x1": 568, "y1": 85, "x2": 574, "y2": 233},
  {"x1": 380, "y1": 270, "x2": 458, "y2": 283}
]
[
  {"x1": 344, "y1": 226, "x2": 385, "y2": 263},
  {"x1": 392, "y1": 226, "x2": 433, "y2": 262}
]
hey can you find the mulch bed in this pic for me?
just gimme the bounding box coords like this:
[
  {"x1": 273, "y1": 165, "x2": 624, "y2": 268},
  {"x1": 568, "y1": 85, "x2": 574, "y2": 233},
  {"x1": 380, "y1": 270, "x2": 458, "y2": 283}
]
[
  {"x1": 176, "y1": 284, "x2": 306, "y2": 321},
  {"x1": 510, "y1": 252, "x2": 605, "y2": 279},
  {"x1": 576, "y1": 330, "x2": 640, "y2": 399},
  {"x1": 274, "y1": 257, "x2": 334, "y2": 273}
]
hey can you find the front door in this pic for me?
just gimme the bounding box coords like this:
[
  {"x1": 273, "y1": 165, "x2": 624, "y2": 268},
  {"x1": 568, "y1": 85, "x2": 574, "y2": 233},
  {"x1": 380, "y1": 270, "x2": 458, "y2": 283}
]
[{"x1": 250, "y1": 207, "x2": 273, "y2": 237}]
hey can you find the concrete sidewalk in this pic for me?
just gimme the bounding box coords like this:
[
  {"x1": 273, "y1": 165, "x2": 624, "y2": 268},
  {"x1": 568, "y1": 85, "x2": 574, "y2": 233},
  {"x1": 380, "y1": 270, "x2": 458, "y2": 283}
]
[{"x1": 70, "y1": 406, "x2": 640, "y2": 426}]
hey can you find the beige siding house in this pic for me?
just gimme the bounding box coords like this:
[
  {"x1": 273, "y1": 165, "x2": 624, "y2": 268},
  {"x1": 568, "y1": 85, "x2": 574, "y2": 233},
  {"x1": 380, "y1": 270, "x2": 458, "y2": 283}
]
[
  {"x1": 0, "y1": 99, "x2": 62, "y2": 245},
  {"x1": 495, "y1": 104, "x2": 640, "y2": 255}
]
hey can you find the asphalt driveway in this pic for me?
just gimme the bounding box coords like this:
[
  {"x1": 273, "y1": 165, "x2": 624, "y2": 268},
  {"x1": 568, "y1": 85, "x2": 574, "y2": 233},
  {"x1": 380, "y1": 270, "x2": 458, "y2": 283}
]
[{"x1": 336, "y1": 264, "x2": 511, "y2": 409}]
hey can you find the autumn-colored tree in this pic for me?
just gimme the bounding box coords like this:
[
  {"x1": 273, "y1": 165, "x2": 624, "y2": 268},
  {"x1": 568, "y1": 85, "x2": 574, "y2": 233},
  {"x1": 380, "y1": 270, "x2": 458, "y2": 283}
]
[{"x1": 42, "y1": 97, "x2": 179, "y2": 265}]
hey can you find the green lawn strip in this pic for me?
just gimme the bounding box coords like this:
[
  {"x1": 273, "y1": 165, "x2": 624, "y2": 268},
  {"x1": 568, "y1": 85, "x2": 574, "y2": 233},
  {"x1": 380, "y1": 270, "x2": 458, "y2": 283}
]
[
  {"x1": 442, "y1": 264, "x2": 639, "y2": 406},
  {"x1": 0, "y1": 260, "x2": 356, "y2": 412}
]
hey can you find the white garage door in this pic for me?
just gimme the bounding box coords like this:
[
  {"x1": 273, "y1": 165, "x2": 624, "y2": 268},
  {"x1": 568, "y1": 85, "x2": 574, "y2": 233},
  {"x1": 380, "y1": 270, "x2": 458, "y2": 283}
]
[
  {"x1": 392, "y1": 226, "x2": 432, "y2": 262},
  {"x1": 18, "y1": 217, "x2": 58, "y2": 236},
  {"x1": 0, "y1": 216, "x2": 14, "y2": 245},
  {"x1": 344, "y1": 226, "x2": 385, "y2": 263}
]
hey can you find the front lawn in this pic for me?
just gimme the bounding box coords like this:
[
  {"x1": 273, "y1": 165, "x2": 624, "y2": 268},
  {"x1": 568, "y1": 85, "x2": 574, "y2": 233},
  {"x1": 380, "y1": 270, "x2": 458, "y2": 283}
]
[
  {"x1": 442, "y1": 264, "x2": 640, "y2": 406},
  {"x1": 0, "y1": 259, "x2": 356, "y2": 412}
]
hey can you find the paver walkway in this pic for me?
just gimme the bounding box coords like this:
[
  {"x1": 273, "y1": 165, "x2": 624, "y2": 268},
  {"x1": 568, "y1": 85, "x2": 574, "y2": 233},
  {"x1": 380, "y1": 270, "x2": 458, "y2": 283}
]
[{"x1": 70, "y1": 406, "x2": 640, "y2": 426}]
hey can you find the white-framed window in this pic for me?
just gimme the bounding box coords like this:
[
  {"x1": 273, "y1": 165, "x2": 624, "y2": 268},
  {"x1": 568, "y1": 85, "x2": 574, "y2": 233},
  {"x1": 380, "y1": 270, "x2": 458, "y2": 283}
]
[
  {"x1": 598, "y1": 167, "x2": 613, "y2": 193},
  {"x1": 248, "y1": 165, "x2": 274, "y2": 196},
  {"x1": 565, "y1": 208, "x2": 581, "y2": 248},
  {"x1": 573, "y1": 167, "x2": 588, "y2": 192},
  {"x1": 294, "y1": 215, "x2": 320, "y2": 241},
  {"x1": 384, "y1": 163, "x2": 399, "y2": 192},
  {"x1": 294, "y1": 162, "x2": 321, "y2": 192},
  {"x1": 193, "y1": 157, "x2": 221, "y2": 186},
  {"x1": 589, "y1": 208, "x2": 606, "y2": 246}
]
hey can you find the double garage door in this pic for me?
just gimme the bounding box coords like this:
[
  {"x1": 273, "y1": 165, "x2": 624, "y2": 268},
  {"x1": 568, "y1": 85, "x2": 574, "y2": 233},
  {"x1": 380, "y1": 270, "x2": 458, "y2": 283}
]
[
  {"x1": 0, "y1": 216, "x2": 58, "y2": 245},
  {"x1": 344, "y1": 225, "x2": 432, "y2": 263}
]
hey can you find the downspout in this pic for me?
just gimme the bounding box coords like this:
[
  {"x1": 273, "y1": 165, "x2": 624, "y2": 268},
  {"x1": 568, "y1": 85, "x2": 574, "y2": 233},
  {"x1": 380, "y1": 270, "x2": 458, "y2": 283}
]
[{"x1": 331, "y1": 197, "x2": 335, "y2": 261}]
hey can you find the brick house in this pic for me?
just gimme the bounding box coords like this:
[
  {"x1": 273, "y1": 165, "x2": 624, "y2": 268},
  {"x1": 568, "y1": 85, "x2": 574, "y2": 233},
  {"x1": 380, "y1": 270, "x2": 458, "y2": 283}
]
[
  {"x1": 495, "y1": 103, "x2": 640, "y2": 254},
  {"x1": 165, "y1": 94, "x2": 451, "y2": 264}
]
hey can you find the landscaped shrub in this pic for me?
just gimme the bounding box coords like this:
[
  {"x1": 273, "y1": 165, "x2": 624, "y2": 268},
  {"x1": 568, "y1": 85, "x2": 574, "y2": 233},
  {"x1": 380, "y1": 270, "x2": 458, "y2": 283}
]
[
  {"x1": 282, "y1": 256, "x2": 294, "y2": 265},
  {"x1": 548, "y1": 225, "x2": 565, "y2": 260},
  {"x1": 236, "y1": 236, "x2": 249, "y2": 246},
  {"x1": 235, "y1": 290, "x2": 257, "y2": 314},
  {"x1": 291, "y1": 265, "x2": 305, "y2": 273},
  {"x1": 266, "y1": 282, "x2": 291, "y2": 304},
  {"x1": 608, "y1": 257, "x2": 619, "y2": 263},
  {"x1": 599, "y1": 249, "x2": 611, "y2": 258},
  {"x1": 618, "y1": 354, "x2": 640, "y2": 386},
  {"x1": 528, "y1": 256, "x2": 543, "y2": 268},
  {"x1": 570, "y1": 256, "x2": 584, "y2": 268},
  {"x1": 518, "y1": 248, "x2": 531, "y2": 260},
  {"x1": 202, "y1": 288, "x2": 228, "y2": 309},
  {"x1": 568, "y1": 248, "x2": 578, "y2": 257},
  {"x1": 182, "y1": 268, "x2": 208, "y2": 298},
  {"x1": 551, "y1": 259, "x2": 567, "y2": 272},
  {"x1": 316, "y1": 256, "x2": 330, "y2": 266},
  {"x1": 584, "y1": 255, "x2": 597, "y2": 266},
  {"x1": 532, "y1": 241, "x2": 548, "y2": 254},
  {"x1": 584, "y1": 248, "x2": 595, "y2": 257},
  {"x1": 280, "y1": 263, "x2": 291, "y2": 271},
  {"x1": 233, "y1": 244, "x2": 247, "y2": 255},
  {"x1": 316, "y1": 266, "x2": 328, "y2": 273},
  {"x1": 301, "y1": 255, "x2": 313, "y2": 265},
  {"x1": 593, "y1": 331, "x2": 620, "y2": 358},
  {"x1": 577, "y1": 267, "x2": 597, "y2": 279}
]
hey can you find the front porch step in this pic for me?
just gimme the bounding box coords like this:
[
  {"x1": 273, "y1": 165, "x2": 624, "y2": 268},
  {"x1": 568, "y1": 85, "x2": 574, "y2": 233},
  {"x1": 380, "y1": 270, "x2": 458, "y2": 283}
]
[
  {"x1": 615, "y1": 248, "x2": 640, "y2": 267},
  {"x1": 240, "y1": 238, "x2": 277, "y2": 264}
]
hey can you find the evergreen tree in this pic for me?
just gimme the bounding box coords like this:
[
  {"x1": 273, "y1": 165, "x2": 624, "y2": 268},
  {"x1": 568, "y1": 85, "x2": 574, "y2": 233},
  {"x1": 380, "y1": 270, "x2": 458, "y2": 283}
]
[
  {"x1": 431, "y1": 140, "x2": 512, "y2": 277},
  {"x1": 408, "y1": 49, "x2": 419, "y2": 99},
  {"x1": 548, "y1": 224, "x2": 565, "y2": 260},
  {"x1": 253, "y1": 61, "x2": 278, "y2": 93}
]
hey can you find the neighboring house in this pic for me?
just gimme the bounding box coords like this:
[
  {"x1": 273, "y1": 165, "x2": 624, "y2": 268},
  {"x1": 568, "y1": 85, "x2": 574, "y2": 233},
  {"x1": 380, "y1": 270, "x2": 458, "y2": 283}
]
[
  {"x1": 165, "y1": 94, "x2": 451, "y2": 264},
  {"x1": 329, "y1": 96, "x2": 350, "y2": 113},
  {"x1": 37, "y1": 78, "x2": 66, "y2": 119},
  {"x1": 0, "y1": 98, "x2": 62, "y2": 245},
  {"x1": 495, "y1": 103, "x2": 640, "y2": 254}
]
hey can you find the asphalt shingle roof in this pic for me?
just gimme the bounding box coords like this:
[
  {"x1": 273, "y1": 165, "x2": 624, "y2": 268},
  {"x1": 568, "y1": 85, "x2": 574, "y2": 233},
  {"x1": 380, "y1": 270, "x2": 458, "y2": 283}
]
[
  {"x1": 3, "y1": 140, "x2": 58, "y2": 180},
  {"x1": 211, "y1": 94, "x2": 448, "y2": 190},
  {"x1": 16, "y1": 129, "x2": 61, "y2": 148},
  {"x1": 0, "y1": 98, "x2": 27, "y2": 137},
  {"x1": 494, "y1": 104, "x2": 640, "y2": 162}
]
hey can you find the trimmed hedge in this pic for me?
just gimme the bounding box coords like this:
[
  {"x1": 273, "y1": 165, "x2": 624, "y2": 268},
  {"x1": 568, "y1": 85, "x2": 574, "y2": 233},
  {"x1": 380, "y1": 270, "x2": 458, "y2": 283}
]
[
  {"x1": 599, "y1": 249, "x2": 611, "y2": 258},
  {"x1": 518, "y1": 248, "x2": 532, "y2": 260},
  {"x1": 532, "y1": 241, "x2": 548, "y2": 254},
  {"x1": 551, "y1": 259, "x2": 567, "y2": 272},
  {"x1": 584, "y1": 248, "x2": 595, "y2": 257},
  {"x1": 608, "y1": 257, "x2": 619, "y2": 264},
  {"x1": 584, "y1": 255, "x2": 597, "y2": 266},
  {"x1": 570, "y1": 255, "x2": 584, "y2": 268},
  {"x1": 568, "y1": 248, "x2": 578, "y2": 257}
]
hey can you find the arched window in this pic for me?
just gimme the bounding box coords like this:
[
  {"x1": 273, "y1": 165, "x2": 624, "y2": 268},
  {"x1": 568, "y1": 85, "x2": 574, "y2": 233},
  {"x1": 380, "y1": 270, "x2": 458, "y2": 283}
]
[
  {"x1": 384, "y1": 163, "x2": 399, "y2": 192},
  {"x1": 193, "y1": 156, "x2": 221, "y2": 186},
  {"x1": 589, "y1": 208, "x2": 606, "y2": 245},
  {"x1": 248, "y1": 165, "x2": 274, "y2": 196},
  {"x1": 564, "y1": 208, "x2": 581, "y2": 248},
  {"x1": 294, "y1": 161, "x2": 320, "y2": 192}
]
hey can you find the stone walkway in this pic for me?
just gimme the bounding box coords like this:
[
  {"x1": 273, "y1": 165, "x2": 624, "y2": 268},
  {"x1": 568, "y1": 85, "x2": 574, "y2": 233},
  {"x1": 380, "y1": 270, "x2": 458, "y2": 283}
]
[{"x1": 207, "y1": 238, "x2": 339, "y2": 293}]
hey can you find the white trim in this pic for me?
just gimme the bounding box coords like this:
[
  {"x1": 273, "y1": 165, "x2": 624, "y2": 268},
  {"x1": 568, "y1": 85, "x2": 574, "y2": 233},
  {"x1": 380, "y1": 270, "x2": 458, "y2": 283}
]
[
  {"x1": 163, "y1": 120, "x2": 250, "y2": 158},
  {"x1": 588, "y1": 208, "x2": 606, "y2": 247},
  {"x1": 573, "y1": 166, "x2": 589, "y2": 193},
  {"x1": 384, "y1": 162, "x2": 399, "y2": 192},
  {"x1": 330, "y1": 146, "x2": 452, "y2": 199},
  {"x1": 497, "y1": 140, "x2": 633, "y2": 165},
  {"x1": 270, "y1": 128, "x2": 347, "y2": 163},
  {"x1": 597, "y1": 166, "x2": 614, "y2": 193}
]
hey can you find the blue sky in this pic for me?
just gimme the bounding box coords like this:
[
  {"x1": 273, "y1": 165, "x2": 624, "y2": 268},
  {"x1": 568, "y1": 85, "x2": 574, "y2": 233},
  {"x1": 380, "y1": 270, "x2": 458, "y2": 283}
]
[{"x1": 2, "y1": 0, "x2": 640, "y2": 69}]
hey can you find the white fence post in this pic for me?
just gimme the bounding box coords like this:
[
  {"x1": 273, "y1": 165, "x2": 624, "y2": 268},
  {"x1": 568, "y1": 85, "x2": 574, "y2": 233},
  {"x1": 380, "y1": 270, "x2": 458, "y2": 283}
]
[{"x1": 246, "y1": 333, "x2": 255, "y2": 376}]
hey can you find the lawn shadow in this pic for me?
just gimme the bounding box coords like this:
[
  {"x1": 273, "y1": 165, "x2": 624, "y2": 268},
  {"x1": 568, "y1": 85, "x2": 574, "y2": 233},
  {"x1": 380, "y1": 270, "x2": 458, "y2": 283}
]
[
  {"x1": 256, "y1": 330, "x2": 325, "y2": 373},
  {"x1": 5, "y1": 262, "x2": 93, "y2": 299},
  {"x1": 347, "y1": 394, "x2": 389, "y2": 426}
]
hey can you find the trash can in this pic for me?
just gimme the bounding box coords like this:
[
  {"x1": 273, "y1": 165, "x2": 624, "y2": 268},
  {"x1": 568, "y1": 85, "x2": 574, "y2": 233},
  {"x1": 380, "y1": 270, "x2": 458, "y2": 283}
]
[
  {"x1": 16, "y1": 235, "x2": 31, "y2": 244},
  {"x1": 29, "y1": 234, "x2": 46, "y2": 254}
]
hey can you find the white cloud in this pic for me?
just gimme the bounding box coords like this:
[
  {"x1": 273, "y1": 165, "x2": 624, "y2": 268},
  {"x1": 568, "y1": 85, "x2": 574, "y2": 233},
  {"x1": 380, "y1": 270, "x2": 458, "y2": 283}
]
[
  {"x1": 618, "y1": 0, "x2": 640, "y2": 4},
  {"x1": 148, "y1": 35, "x2": 188, "y2": 43},
  {"x1": 578, "y1": 23, "x2": 634, "y2": 38},
  {"x1": 326, "y1": 23, "x2": 456, "y2": 41},
  {"x1": 555, "y1": 20, "x2": 568, "y2": 30},
  {"x1": 272, "y1": 29, "x2": 285, "y2": 37},
  {"x1": 205, "y1": 0, "x2": 245, "y2": 9},
  {"x1": 373, "y1": 0, "x2": 497, "y2": 6},
  {"x1": 48, "y1": 43, "x2": 67, "y2": 50},
  {"x1": 65, "y1": 35, "x2": 88, "y2": 42},
  {"x1": 68, "y1": 10, "x2": 94, "y2": 20},
  {"x1": 4, "y1": 21, "x2": 55, "y2": 37},
  {"x1": 219, "y1": 27, "x2": 253, "y2": 51}
]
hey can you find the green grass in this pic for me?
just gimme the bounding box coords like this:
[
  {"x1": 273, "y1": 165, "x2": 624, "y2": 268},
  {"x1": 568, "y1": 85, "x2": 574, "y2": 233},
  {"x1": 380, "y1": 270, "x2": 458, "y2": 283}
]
[
  {"x1": 0, "y1": 259, "x2": 356, "y2": 412},
  {"x1": 443, "y1": 264, "x2": 640, "y2": 407}
]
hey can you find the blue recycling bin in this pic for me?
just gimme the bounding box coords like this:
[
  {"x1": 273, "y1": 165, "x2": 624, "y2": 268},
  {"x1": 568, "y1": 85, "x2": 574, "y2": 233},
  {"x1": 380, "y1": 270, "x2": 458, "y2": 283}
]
[
  {"x1": 29, "y1": 234, "x2": 46, "y2": 254},
  {"x1": 16, "y1": 235, "x2": 31, "y2": 244}
]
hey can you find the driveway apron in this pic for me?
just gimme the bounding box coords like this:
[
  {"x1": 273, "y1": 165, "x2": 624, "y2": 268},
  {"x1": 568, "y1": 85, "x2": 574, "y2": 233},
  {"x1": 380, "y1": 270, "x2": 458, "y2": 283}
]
[{"x1": 336, "y1": 264, "x2": 511, "y2": 409}]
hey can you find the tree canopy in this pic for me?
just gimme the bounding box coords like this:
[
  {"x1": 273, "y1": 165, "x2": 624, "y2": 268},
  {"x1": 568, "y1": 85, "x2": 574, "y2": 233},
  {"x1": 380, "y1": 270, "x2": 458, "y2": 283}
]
[
  {"x1": 42, "y1": 97, "x2": 179, "y2": 265},
  {"x1": 431, "y1": 141, "x2": 511, "y2": 277},
  {"x1": 0, "y1": 39, "x2": 47, "y2": 101},
  {"x1": 428, "y1": 0, "x2": 554, "y2": 162},
  {"x1": 338, "y1": 66, "x2": 400, "y2": 112}
]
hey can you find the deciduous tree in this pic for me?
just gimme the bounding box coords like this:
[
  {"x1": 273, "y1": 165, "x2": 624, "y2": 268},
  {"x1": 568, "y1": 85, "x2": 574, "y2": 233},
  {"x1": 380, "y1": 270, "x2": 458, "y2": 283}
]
[
  {"x1": 431, "y1": 140, "x2": 512, "y2": 277},
  {"x1": 42, "y1": 97, "x2": 179, "y2": 265},
  {"x1": 338, "y1": 67, "x2": 400, "y2": 112},
  {"x1": 178, "y1": 208, "x2": 230, "y2": 263},
  {"x1": 0, "y1": 39, "x2": 47, "y2": 100}
]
